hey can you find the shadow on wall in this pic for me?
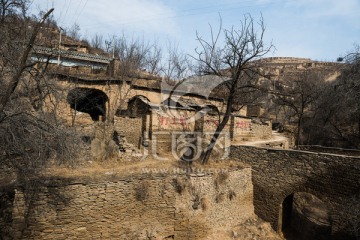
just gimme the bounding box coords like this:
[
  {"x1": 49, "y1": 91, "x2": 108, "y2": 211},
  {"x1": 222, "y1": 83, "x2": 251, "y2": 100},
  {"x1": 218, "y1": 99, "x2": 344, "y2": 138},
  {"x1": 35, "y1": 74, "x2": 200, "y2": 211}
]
[{"x1": 0, "y1": 177, "x2": 74, "y2": 240}]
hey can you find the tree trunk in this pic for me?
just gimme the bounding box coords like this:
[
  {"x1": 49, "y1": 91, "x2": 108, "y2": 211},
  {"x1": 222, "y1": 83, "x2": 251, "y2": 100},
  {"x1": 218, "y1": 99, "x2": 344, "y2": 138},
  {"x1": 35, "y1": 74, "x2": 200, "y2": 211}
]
[
  {"x1": 201, "y1": 113, "x2": 231, "y2": 164},
  {"x1": 201, "y1": 80, "x2": 236, "y2": 164},
  {"x1": 296, "y1": 116, "x2": 302, "y2": 146}
]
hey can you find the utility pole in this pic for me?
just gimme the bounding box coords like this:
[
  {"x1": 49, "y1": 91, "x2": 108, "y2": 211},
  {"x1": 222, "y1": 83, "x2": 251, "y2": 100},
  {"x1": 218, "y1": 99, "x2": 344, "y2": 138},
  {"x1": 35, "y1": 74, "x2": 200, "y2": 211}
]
[
  {"x1": 273, "y1": 79, "x2": 278, "y2": 121},
  {"x1": 112, "y1": 36, "x2": 115, "y2": 58},
  {"x1": 58, "y1": 27, "x2": 64, "y2": 66}
]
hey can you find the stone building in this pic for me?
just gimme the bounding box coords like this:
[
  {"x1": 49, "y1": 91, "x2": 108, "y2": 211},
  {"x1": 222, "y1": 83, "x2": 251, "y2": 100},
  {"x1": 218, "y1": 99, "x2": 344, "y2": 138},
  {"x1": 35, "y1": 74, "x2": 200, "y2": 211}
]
[{"x1": 30, "y1": 41, "x2": 275, "y2": 156}]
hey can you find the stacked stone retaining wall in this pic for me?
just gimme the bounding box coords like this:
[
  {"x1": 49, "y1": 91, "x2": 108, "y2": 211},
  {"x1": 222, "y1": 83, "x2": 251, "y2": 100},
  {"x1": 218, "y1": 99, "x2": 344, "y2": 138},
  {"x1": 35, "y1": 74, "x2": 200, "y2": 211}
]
[{"x1": 3, "y1": 167, "x2": 253, "y2": 239}]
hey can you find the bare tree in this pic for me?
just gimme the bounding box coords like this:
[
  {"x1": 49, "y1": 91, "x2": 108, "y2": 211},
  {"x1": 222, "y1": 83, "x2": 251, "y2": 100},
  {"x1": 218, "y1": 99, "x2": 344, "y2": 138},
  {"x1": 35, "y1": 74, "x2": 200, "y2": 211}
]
[
  {"x1": 67, "y1": 22, "x2": 81, "y2": 40},
  {"x1": 191, "y1": 14, "x2": 274, "y2": 164},
  {"x1": 310, "y1": 46, "x2": 360, "y2": 148},
  {"x1": 101, "y1": 34, "x2": 192, "y2": 81},
  {"x1": 90, "y1": 33, "x2": 104, "y2": 49},
  {"x1": 274, "y1": 70, "x2": 324, "y2": 145},
  {"x1": 0, "y1": 0, "x2": 28, "y2": 21},
  {"x1": 0, "y1": 6, "x2": 81, "y2": 237},
  {"x1": 161, "y1": 42, "x2": 193, "y2": 81},
  {"x1": 145, "y1": 41, "x2": 163, "y2": 75},
  {"x1": 113, "y1": 34, "x2": 163, "y2": 75},
  {"x1": 0, "y1": 8, "x2": 54, "y2": 114},
  {"x1": 338, "y1": 45, "x2": 360, "y2": 142}
]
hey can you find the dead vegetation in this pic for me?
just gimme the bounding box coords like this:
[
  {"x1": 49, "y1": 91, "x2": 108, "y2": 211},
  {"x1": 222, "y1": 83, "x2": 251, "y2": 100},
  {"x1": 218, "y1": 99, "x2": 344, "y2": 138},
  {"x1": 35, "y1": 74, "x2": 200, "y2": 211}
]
[
  {"x1": 200, "y1": 197, "x2": 209, "y2": 211},
  {"x1": 228, "y1": 189, "x2": 237, "y2": 200},
  {"x1": 192, "y1": 193, "x2": 200, "y2": 210},
  {"x1": 214, "y1": 171, "x2": 229, "y2": 190},
  {"x1": 215, "y1": 192, "x2": 225, "y2": 203},
  {"x1": 172, "y1": 177, "x2": 186, "y2": 194},
  {"x1": 134, "y1": 181, "x2": 150, "y2": 202}
]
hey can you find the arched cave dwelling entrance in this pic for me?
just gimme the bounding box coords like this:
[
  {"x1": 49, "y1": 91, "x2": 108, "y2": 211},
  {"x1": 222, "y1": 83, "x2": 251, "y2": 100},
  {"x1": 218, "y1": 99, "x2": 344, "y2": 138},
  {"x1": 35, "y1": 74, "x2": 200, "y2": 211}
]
[
  {"x1": 279, "y1": 192, "x2": 332, "y2": 240},
  {"x1": 67, "y1": 87, "x2": 109, "y2": 122},
  {"x1": 127, "y1": 95, "x2": 152, "y2": 117}
]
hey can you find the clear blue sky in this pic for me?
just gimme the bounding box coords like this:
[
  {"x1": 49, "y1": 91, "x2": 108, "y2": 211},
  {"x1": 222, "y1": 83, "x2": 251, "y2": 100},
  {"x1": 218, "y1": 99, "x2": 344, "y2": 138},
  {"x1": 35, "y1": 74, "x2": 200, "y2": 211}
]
[{"x1": 30, "y1": 0, "x2": 360, "y2": 62}]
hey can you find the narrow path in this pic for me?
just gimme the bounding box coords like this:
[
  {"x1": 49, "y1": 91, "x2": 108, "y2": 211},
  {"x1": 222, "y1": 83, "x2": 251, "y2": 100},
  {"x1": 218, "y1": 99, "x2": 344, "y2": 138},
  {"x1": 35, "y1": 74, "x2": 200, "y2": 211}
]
[{"x1": 232, "y1": 131, "x2": 290, "y2": 148}]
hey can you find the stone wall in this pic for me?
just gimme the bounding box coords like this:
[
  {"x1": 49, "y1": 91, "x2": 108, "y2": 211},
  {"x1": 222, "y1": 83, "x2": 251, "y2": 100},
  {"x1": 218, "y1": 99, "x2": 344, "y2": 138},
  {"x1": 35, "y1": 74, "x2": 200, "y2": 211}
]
[
  {"x1": 114, "y1": 116, "x2": 142, "y2": 147},
  {"x1": 5, "y1": 167, "x2": 254, "y2": 239},
  {"x1": 297, "y1": 145, "x2": 360, "y2": 156},
  {"x1": 229, "y1": 145, "x2": 360, "y2": 239}
]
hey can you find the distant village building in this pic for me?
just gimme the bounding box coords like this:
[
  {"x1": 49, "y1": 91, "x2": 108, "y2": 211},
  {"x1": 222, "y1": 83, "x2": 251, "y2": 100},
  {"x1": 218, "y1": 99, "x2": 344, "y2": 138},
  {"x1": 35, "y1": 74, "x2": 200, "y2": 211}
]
[{"x1": 30, "y1": 36, "x2": 343, "y2": 153}]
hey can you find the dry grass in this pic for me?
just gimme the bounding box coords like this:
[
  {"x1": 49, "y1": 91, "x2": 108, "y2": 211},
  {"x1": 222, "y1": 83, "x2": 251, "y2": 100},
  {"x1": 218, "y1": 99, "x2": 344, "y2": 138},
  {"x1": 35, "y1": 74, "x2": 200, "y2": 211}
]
[
  {"x1": 45, "y1": 156, "x2": 174, "y2": 181},
  {"x1": 38, "y1": 155, "x2": 249, "y2": 185}
]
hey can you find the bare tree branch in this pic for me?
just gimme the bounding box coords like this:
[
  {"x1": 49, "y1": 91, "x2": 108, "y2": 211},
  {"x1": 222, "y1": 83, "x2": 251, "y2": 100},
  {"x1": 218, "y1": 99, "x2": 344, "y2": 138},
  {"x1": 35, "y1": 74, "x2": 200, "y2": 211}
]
[
  {"x1": 0, "y1": 8, "x2": 54, "y2": 116},
  {"x1": 191, "y1": 14, "x2": 274, "y2": 164}
]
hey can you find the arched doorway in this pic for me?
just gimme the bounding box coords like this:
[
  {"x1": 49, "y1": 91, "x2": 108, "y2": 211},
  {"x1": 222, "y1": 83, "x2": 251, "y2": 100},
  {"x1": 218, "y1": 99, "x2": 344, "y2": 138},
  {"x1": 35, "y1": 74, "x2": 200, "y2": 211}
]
[
  {"x1": 67, "y1": 87, "x2": 108, "y2": 122},
  {"x1": 279, "y1": 192, "x2": 331, "y2": 240},
  {"x1": 127, "y1": 95, "x2": 152, "y2": 117}
]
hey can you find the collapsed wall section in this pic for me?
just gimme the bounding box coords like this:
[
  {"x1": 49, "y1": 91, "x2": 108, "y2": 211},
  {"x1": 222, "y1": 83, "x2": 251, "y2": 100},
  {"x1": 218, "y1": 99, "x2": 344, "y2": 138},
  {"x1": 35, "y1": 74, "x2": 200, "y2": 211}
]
[{"x1": 114, "y1": 116, "x2": 142, "y2": 147}]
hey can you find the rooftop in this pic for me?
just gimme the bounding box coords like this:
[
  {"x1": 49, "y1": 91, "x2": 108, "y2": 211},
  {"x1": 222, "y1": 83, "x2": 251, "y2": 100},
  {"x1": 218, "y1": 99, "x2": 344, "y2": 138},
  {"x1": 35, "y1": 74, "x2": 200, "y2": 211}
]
[{"x1": 32, "y1": 45, "x2": 112, "y2": 64}]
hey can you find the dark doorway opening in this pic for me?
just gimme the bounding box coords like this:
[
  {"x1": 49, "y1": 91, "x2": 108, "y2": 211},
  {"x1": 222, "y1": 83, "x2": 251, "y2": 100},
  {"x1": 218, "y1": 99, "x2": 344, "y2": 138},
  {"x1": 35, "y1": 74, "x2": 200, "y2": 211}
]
[
  {"x1": 280, "y1": 192, "x2": 331, "y2": 240},
  {"x1": 281, "y1": 193, "x2": 294, "y2": 234},
  {"x1": 0, "y1": 190, "x2": 15, "y2": 239},
  {"x1": 67, "y1": 87, "x2": 108, "y2": 121}
]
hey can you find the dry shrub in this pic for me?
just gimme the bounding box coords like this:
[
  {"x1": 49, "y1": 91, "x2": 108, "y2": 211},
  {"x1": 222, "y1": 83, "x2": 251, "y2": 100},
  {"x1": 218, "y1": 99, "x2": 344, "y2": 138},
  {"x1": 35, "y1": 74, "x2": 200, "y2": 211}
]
[
  {"x1": 228, "y1": 190, "x2": 236, "y2": 200},
  {"x1": 200, "y1": 197, "x2": 209, "y2": 211},
  {"x1": 214, "y1": 172, "x2": 229, "y2": 190},
  {"x1": 172, "y1": 178, "x2": 186, "y2": 194},
  {"x1": 215, "y1": 192, "x2": 225, "y2": 203},
  {"x1": 192, "y1": 193, "x2": 200, "y2": 210},
  {"x1": 135, "y1": 181, "x2": 150, "y2": 201}
]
